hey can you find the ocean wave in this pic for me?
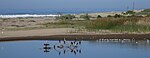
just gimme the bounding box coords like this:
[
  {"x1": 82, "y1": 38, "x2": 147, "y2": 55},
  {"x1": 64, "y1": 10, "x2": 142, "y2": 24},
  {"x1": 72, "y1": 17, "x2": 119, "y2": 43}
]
[{"x1": 0, "y1": 14, "x2": 59, "y2": 18}]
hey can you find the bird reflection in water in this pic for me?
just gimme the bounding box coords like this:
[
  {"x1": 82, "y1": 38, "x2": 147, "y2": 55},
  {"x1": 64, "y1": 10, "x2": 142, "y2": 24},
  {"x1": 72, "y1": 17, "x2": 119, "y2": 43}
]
[
  {"x1": 41, "y1": 39, "x2": 82, "y2": 55},
  {"x1": 43, "y1": 40, "x2": 51, "y2": 53}
]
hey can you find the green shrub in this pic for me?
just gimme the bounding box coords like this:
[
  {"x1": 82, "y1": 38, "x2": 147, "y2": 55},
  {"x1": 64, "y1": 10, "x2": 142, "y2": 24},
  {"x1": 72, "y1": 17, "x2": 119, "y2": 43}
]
[
  {"x1": 58, "y1": 14, "x2": 75, "y2": 20},
  {"x1": 114, "y1": 14, "x2": 122, "y2": 18},
  {"x1": 126, "y1": 10, "x2": 136, "y2": 14},
  {"x1": 107, "y1": 15, "x2": 112, "y2": 17},
  {"x1": 97, "y1": 15, "x2": 102, "y2": 18}
]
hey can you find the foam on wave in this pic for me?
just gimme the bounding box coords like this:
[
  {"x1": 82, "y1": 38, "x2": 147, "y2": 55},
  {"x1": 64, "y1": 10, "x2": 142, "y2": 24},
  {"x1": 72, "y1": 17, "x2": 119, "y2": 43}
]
[{"x1": 0, "y1": 14, "x2": 59, "y2": 18}]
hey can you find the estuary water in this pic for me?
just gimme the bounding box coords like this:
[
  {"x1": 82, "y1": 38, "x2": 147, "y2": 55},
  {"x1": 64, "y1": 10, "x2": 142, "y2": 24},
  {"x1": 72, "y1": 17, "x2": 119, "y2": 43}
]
[{"x1": 0, "y1": 40, "x2": 150, "y2": 58}]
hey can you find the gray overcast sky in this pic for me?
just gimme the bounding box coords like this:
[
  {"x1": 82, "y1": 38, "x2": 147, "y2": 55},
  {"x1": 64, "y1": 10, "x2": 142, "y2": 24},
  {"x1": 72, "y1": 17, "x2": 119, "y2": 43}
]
[{"x1": 0, "y1": 0, "x2": 150, "y2": 9}]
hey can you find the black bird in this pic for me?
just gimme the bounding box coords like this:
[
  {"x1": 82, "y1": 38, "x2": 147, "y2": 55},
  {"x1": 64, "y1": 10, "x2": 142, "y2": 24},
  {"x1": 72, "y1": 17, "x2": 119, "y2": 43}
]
[
  {"x1": 54, "y1": 45, "x2": 56, "y2": 49},
  {"x1": 79, "y1": 49, "x2": 81, "y2": 53},
  {"x1": 79, "y1": 41, "x2": 81, "y2": 45},
  {"x1": 44, "y1": 43, "x2": 49, "y2": 46},
  {"x1": 71, "y1": 42, "x2": 73, "y2": 45}
]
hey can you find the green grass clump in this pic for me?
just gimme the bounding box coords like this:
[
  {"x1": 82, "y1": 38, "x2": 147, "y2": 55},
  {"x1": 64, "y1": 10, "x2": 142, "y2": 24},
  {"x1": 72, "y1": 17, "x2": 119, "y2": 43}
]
[
  {"x1": 111, "y1": 24, "x2": 150, "y2": 33},
  {"x1": 85, "y1": 17, "x2": 150, "y2": 32}
]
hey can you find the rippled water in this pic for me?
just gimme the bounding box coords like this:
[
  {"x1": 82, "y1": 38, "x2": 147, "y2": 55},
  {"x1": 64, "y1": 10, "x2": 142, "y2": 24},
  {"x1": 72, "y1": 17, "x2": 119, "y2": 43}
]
[{"x1": 0, "y1": 40, "x2": 150, "y2": 58}]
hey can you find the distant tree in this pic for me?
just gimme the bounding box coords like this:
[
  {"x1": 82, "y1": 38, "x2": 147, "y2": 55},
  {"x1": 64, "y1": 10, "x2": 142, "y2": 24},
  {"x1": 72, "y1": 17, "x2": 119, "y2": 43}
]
[{"x1": 97, "y1": 15, "x2": 102, "y2": 18}]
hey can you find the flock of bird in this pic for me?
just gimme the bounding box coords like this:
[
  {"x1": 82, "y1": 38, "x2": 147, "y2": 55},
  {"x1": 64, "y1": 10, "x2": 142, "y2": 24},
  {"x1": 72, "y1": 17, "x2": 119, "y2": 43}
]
[{"x1": 42, "y1": 39, "x2": 82, "y2": 55}]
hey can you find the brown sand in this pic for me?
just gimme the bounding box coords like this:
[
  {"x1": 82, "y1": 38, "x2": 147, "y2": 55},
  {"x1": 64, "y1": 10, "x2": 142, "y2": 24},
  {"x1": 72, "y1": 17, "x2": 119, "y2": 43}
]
[{"x1": 0, "y1": 28, "x2": 150, "y2": 41}]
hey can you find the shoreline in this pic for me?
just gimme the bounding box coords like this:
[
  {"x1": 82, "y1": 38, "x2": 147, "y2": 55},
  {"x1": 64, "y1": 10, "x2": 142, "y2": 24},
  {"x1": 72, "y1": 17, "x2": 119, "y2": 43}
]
[{"x1": 0, "y1": 34, "x2": 150, "y2": 41}]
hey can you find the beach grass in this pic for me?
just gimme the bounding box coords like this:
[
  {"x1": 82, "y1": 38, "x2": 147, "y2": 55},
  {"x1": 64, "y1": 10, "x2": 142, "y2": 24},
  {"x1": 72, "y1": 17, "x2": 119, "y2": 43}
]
[
  {"x1": 110, "y1": 24, "x2": 150, "y2": 33},
  {"x1": 85, "y1": 17, "x2": 150, "y2": 33}
]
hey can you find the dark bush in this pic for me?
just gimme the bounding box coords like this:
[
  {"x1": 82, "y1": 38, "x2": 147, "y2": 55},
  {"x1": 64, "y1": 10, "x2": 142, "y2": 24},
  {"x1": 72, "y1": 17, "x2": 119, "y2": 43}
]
[
  {"x1": 126, "y1": 10, "x2": 136, "y2": 14},
  {"x1": 80, "y1": 13, "x2": 91, "y2": 20},
  {"x1": 114, "y1": 14, "x2": 122, "y2": 18},
  {"x1": 97, "y1": 15, "x2": 102, "y2": 18},
  {"x1": 107, "y1": 15, "x2": 112, "y2": 17},
  {"x1": 58, "y1": 14, "x2": 76, "y2": 20}
]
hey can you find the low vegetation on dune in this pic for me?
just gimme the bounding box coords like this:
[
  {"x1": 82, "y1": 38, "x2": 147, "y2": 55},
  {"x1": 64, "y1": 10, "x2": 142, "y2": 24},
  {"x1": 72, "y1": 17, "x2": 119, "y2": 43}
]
[
  {"x1": 42, "y1": 20, "x2": 89, "y2": 28},
  {"x1": 41, "y1": 16, "x2": 150, "y2": 33},
  {"x1": 135, "y1": 9, "x2": 150, "y2": 17}
]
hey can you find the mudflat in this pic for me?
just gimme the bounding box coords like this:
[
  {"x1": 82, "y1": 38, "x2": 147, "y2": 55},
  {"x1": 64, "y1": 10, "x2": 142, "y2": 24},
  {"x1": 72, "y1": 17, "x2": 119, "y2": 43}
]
[{"x1": 0, "y1": 28, "x2": 150, "y2": 41}]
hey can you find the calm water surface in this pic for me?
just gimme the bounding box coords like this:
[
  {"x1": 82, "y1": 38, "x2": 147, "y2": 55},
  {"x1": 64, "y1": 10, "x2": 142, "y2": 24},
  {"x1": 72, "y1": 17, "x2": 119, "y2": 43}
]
[{"x1": 0, "y1": 40, "x2": 150, "y2": 58}]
